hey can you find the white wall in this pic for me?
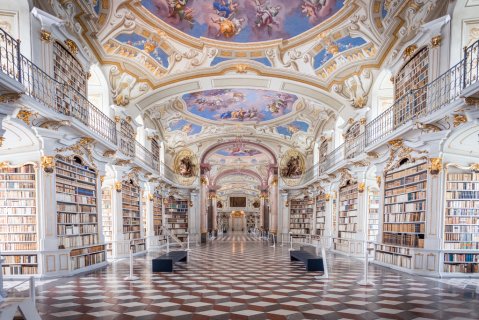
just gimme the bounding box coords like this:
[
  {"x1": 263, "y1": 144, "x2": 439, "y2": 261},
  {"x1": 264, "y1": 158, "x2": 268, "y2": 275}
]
[
  {"x1": 0, "y1": 0, "x2": 32, "y2": 58},
  {"x1": 449, "y1": 0, "x2": 479, "y2": 66}
]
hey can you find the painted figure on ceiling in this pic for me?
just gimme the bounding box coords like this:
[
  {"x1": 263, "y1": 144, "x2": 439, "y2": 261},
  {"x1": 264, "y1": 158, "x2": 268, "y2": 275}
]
[
  {"x1": 179, "y1": 156, "x2": 195, "y2": 177},
  {"x1": 301, "y1": 0, "x2": 327, "y2": 19},
  {"x1": 211, "y1": 15, "x2": 245, "y2": 38},
  {"x1": 213, "y1": 0, "x2": 239, "y2": 18},
  {"x1": 282, "y1": 155, "x2": 303, "y2": 178},
  {"x1": 255, "y1": 0, "x2": 281, "y2": 35},
  {"x1": 167, "y1": 0, "x2": 194, "y2": 26}
]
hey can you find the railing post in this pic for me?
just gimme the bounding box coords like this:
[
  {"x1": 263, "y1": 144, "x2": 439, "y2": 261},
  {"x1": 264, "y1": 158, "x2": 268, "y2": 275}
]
[
  {"x1": 463, "y1": 46, "x2": 468, "y2": 89},
  {"x1": 16, "y1": 39, "x2": 22, "y2": 83},
  {"x1": 29, "y1": 276, "x2": 35, "y2": 304}
]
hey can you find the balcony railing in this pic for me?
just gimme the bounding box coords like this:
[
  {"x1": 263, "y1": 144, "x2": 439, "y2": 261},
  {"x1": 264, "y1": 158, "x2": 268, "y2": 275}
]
[
  {"x1": 135, "y1": 140, "x2": 159, "y2": 171},
  {"x1": 0, "y1": 28, "x2": 21, "y2": 83},
  {"x1": 0, "y1": 27, "x2": 117, "y2": 145},
  {"x1": 316, "y1": 38, "x2": 479, "y2": 176}
]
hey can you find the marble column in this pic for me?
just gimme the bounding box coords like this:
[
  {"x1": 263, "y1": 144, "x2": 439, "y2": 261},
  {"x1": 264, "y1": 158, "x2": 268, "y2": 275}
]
[{"x1": 269, "y1": 178, "x2": 279, "y2": 234}]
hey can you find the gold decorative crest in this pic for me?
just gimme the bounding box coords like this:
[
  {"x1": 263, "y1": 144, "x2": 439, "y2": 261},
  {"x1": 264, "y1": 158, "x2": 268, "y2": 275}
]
[{"x1": 174, "y1": 148, "x2": 198, "y2": 186}]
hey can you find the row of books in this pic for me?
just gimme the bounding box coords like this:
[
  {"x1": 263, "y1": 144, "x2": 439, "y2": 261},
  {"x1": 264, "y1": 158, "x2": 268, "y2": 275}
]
[
  {"x1": 1, "y1": 242, "x2": 37, "y2": 251},
  {"x1": 2, "y1": 265, "x2": 38, "y2": 275},
  {"x1": 0, "y1": 174, "x2": 35, "y2": 181},
  {"x1": 338, "y1": 224, "x2": 357, "y2": 232},
  {"x1": 384, "y1": 212, "x2": 425, "y2": 222},
  {"x1": 0, "y1": 181, "x2": 35, "y2": 189},
  {"x1": 0, "y1": 224, "x2": 36, "y2": 233},
  {"x1": 385, "y1": 173, "x2": 427, "y2": 189},
  {"x1": 58, "y1": 224, "x2": 98, "y2": 235},
  {"x1": 447, "y1": 173, "x2": 479, "y2": 181},
  {"x1": 385, "y1": 182, "x2": 426, "y2": 196},
  {"x1": 57, "y1": 213, "x2": 98, "y2": 224},
  {"x1": 443, "y1": 264, "x2": 479, "y2": 273},
  {"x1": 2, "y1": 255, "x2": 37, "y2": 264},
  {"x1": 375, "y1": 251, "x2": 412, "y2": 269},
  {"x1": 375, "y1": 244, "x2": 411, "y2": 255},
  {"x1": 446, "y1": 191, "x2": 479, "y2": 199},
  {"x1": 444, "y1": 233, "x2": 479, "y2": 241},
  {"x1": 0, "y1": 207, "x2": 36, "y2": 215},
  {"x1": 445, "y1": 225, "x2": 479, "y2": 233},
  {"x1": 0, "y1": 190, "x2": 35, "y2": 198},
  {"x1": 445, "y1": 216, "x2": 479, "y2": 224},
  {"x1": 384, "y1": 202, "x2": 425, "y2": 213},
  {"x1": 58, "y1": 234, "x2": 99, "y2": 248},
  {"x1": 70, "y1": 245, "x2": 105, "y2": 257},
  {"x1": 384, "y1": 191, "x2": 426, "y2": 204},
  {"x1": 446, "y1": 200, "x2": 479, "y2": 208},
  {"x1": 0, "y1": 199, "x2": 35, "y2": 207},
  {"x1": 338, "y1": 231, "x2": 355, "y2": 239},
  {"x1": 384, "y1": 223, "x2": 425, "y2": 233},
  {"x1": 385, "y1": 163, "x2": 427, "y2": 180},
  {"x1": 340, "y1": 205, "x2": 357, "y2": 211},
  {"x1": 0, "y1": 234, "x2": 37, "y2": 242},
  {"x1": 383, "y1": 233, "x2": 424, "y2": 248},
  {"x1": 339, "y1": 217, "x2": 357, "y2": 224},
  {"x1": 71, "y1": 251, "x2": 106, "y2": 270},
  {"x1": 0, "y1": 166, "x2": 35, "y2": 173},
  {"x1": 446, "y1": 208, "x2": 479, "y2": 216},
  {"x1": 444, "y1": 253, "x2": 479, "y2": 262},
  {"x1": 444, "y1": 242, "x2": 479, "y2": 250},
  {"x1": 446, "y1": 182, "x2": 479, "y2": 190},
  {"x1": 56, "y1": 160, "x2": 96, "y2": 178},
  {"x1": 57, "y1": 193, "x2": 96, "y2": 205},
  {"x1": 290, "y1": 218, "x2": 311, "y2": 223}
]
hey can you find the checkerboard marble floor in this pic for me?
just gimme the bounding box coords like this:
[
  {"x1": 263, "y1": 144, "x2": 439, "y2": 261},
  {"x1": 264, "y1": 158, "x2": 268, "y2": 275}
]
[{"x1": 34, "y1": 235, "x2": 479, "y2": 319}]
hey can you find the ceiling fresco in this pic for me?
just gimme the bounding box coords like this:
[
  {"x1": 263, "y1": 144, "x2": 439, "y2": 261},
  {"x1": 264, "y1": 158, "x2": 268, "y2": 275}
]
[
  {"x1": 276, "y1": 120, "x2": 309, "y2": 137},
  {"x1": 115, "y1": 33, "x2": 170, "y2": 67},
  {"x1": 168, "y1": 119, "x2": 203, "y2": 135},
  {"x1": 215, "y1": 146, "x2": 262, "y2": 157},
  {"x1": 182, "y1": 89, "x2": 298, "y2": 123},
  {"x1": 140, "y1": 0, "x2": 344, "y2": 42},
  {"x1": 313, "y1": 35, "x2": 367, "y2": 69}
]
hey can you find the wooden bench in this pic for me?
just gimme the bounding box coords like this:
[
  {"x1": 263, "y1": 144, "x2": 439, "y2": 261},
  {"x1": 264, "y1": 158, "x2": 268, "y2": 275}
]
[
  {"x1": 152, "y1": 250, "x2": 187, "y2": 272},
  {"x1": 290, "y1": 247, "x2": 324, "y2": 272}
]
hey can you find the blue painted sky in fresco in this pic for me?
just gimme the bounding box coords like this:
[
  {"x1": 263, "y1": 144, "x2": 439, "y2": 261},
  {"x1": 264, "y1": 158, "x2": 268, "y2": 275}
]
[
  {"x1": 140, "y1": 0, "x2": 344, "y2": 43},
  {"x1": 216, "y1": 147, "x2": 262, "y2": 157},
  {"x1": 183, "y1": 89, "x2": 297, "y2": 122},
  {"x1": 276, "y1": 121, "x2": 309, "y2": 137},
  {"x1": 169, "y1": 119, "x2": 202, "y2": 136},
  {"x1": 116, "y1": 33, "x2": 170, "y2": 67},
  {"x1": 313, "y1": 35, "x2": 368, "y2": 69}
]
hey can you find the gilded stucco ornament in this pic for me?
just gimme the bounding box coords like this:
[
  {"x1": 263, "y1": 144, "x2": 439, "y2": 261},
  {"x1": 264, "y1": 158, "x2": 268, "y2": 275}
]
[
  {"x1": 17, "y1": 109, "x2": 36, "y2": 126},
  {"x1": 429, "y1": 158, "x2": 443, "y2": 175},
  {"x1": 174, "y1": 148, "x2": 198, "y2": 186},
  {"x1": 453, "y1": 114, "x2": 467, "y2": 127},
  {"x1": 376, "y1": 176, "x2": 381, "y2": 186},
  {"x1": 0, "y1": 137, "x2": 4, "y2": 147},
  {"x1": 0, "y1": 93, "x2": 22, "y2": 103},
  {"x1": 64, "y1": 39, "x2": 79, "y2": 54},
  {"x1": 114, "y1": 181, "x2": 122, "y2": 192},
  {"x1": 40, "y1": 29, "x2": 52, "y2": 42},
  {"x1": 55, "y1": 137, "x2": 96, "y2": 169},
  {"x1": 403, "y1": 44, "x2": 417, "y2": 59},
  {"x1": 41, "y1": 156, "x2": 55, "y2": 173},
  {"x1": 358, "y1": 182, "x2": 366, "y2": 193},
  {"x1": 431, "y1": 35, "x2": 442, "y2": 47}
]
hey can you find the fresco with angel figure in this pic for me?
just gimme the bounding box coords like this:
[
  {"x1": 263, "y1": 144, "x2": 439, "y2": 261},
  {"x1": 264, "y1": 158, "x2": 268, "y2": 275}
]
[
  {"x1": 141, "y1": 0, "x2": 344, "y2": 42},
  {"x1": 182, "y1": 89, "x2": 298, "y2": 122}
]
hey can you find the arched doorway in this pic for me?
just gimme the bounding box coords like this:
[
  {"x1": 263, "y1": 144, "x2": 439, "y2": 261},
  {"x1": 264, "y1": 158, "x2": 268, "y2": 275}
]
[{"x1": 230, "y1": 211, "x2": 246, "y2": 233}]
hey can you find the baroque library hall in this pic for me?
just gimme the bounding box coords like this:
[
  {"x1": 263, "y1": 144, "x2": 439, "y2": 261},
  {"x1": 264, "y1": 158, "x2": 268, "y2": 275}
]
[{"x1": 1, "y1": 0, "x2": 479, "y2": 319}]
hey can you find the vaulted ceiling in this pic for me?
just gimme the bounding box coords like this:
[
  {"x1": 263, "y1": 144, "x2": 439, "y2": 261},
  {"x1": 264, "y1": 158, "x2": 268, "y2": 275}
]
[{"x1": 42, "y1": 0, "x2": 446, "y2": 193}]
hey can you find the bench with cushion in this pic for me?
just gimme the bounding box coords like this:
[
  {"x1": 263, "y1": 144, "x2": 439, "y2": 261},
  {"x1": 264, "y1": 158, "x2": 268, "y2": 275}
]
[
  {"x1": 152, "y1": 250, "x2": 187, "y2": 272},
  {"x1": 290, "y1": 246, "x2": 324, "y2": 272}
]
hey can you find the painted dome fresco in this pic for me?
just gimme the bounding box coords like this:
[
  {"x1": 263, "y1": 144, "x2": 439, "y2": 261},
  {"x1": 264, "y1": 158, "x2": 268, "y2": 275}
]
[
  {"x1": 140, "y1": 0, "x2": 344, "y2": 42},
  {"x1": 182, "y1": 89, "x2": 299, "y2": 122}
]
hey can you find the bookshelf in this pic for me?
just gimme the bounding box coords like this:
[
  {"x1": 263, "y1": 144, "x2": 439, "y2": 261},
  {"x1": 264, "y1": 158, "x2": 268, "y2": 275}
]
[
  {"x1": 166, "y1": 199, "x2": 188, "y2": 242},
  {"x1": 153, "y1": 193, "x2": 163, "y2": 236},
  {"x1": 122, "y1": 179, "x2": 145, "y2": 253},
  {"x1": 0, "y1": 164, "x2": 38, "y2": 276},
  {"x1": 55, "y1": 156, "x2": 105, "y2": 270},
  {"x1": 315, "y1": 193, "x2": 326, "y2": 236},
  {"x1": 375, "y1": 160, "x2": 427, "y2": 269},
  {"x1": 289, "y1": 199, "x2": 312, "y2": 235},
  {"x1": 368, "y1": 189, "x2": 380, "y2": 243},
  {"x1": 335, "y1": 181, "x2": 358, "y2": 251},
  {"x1": 443, "y1": 167, "x2": 479, "y2": 274},
  {"x1": 53, "y1": 41, "x2": 88, "y2": 96},
  {"x1": 101, "y1": 187, "x2": 113, "y2": 257}
]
